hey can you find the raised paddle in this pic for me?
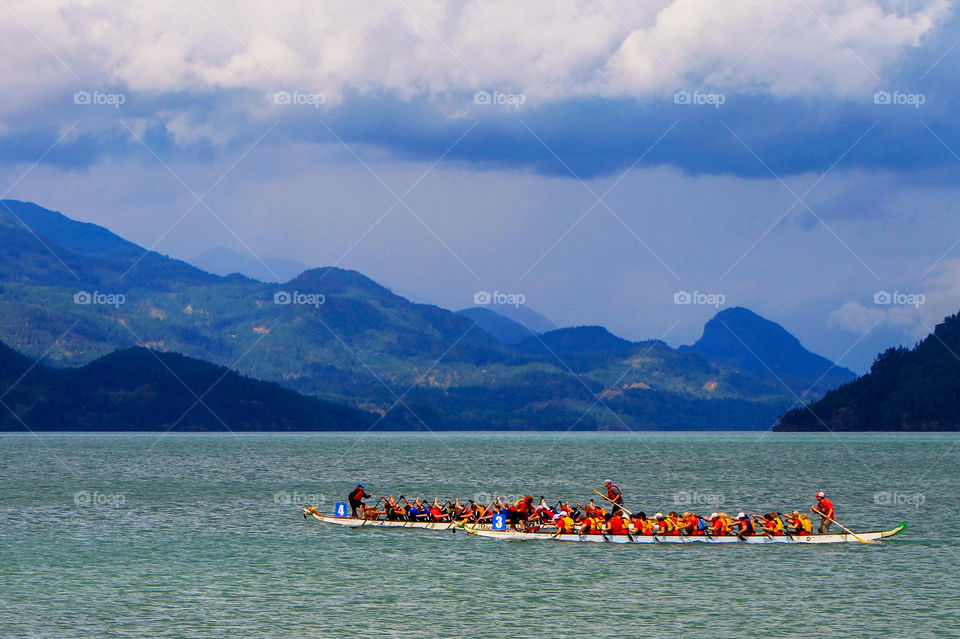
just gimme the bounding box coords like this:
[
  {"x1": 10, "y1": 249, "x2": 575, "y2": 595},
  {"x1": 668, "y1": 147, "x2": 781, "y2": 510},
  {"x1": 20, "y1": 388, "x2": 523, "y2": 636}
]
[
  {"x1": 592, "y1": 489, "x2": 633, "y2": 516},
  {"x1": 812, "y1": 508, "x2": 873, "y2": 543}
]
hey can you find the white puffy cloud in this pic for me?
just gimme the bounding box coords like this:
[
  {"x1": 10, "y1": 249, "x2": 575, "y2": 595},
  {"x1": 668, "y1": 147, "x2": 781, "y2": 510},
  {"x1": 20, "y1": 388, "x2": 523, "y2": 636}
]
[{"x1": 0, "y1": 0, "x2": 951, "y2": 106}]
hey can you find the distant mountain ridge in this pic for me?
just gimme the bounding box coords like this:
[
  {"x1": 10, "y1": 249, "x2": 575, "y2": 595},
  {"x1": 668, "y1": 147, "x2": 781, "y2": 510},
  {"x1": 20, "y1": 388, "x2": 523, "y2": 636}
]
[
  {"x1": 192, "y1": 246, "x2": 313, "y2": 283},
  {"x1": 776, "y1": 310, "x2": 960, "y2": 431},
  {"x1": 0, "y1": 339, "x2": 374, "y2": 431},
  {"x1": 682, "y1": 307, "x2": 857, "y2": 396},
  {"x1": 0, "y1": 199, "x2": 860, "y2": 430}
]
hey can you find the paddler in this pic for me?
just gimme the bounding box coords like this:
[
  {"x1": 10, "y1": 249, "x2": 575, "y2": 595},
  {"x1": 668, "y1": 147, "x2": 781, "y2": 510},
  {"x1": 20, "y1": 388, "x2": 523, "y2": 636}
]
[
  {"x1": 760, "y1": 513, "x2": 783, "y2": 535},
  {"x1": 348, "y1": 483, "x2": 373, "y2": 518},
  {"x1": 428, "y1": 498, "x2": 448, "y2": 522},
  {"x1": 682, "y1": 512, "x2": 703, "y2": 535},
  {"x1": 383, "y1": 495, "x2": 405, "y2": 520},
  {"x1": 606, "y1": 509, "x2": 629, "y2": 535},
  {"x1": 508, "y1": 495, "x2": 535, "y2": 530},
  {"x1": 554, "y1": 511, "x2": 576, "y2": 535},
  {"x1": 602, "y1": 479, "x2": 625, "y2": 514},
  {"x1": 666, "y1": 511, "x2": 682, "y2": 535},
  {"x1": 632, "y1": 511, "x2": 654, "y2": 535},
  {"x1": 811, "y1": 491, "x2": 835, "y2": 533},
  {"x1": 787, "y1": 510, "x2": 813, "y2": 534},
  {"x1": 735, "y1": 512, "x2": 756, "y2": 535},
  {"x1": 579, "y1": 511, "x2": 602, "y2": 535}
]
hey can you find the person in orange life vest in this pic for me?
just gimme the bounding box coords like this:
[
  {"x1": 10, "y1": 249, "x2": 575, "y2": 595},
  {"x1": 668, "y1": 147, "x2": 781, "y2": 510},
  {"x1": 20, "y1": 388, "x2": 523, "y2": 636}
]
[
  {"x1": 736, "y1": 512, "x2": 756, "y2": 535},
  {"x1": 606, "y1": 510, "x2": 629, "y2": 535},
  {"x1": 508, "y1": 495, "x2": 534, "y2": 529},
  {"x1": 665, "y1": 511, "x2": 683, "y2": 535},
  {"x1": 787, "y1": 510, "x2": 813, "y2": 534},
  {"x1": 708, "y1": 513, "x2": 727, "y2": 535},
  {"x1": 812, "y1": 491, "x2": 835, "y2": 534},
  {"x1": 681, "y1": 512, "x2": 703, "y2": 535},
  {"x1": 428, "y1": 498, "x2": 448, "y2": 522},
  {"x1": 653, "y1": 512, "x2": 669, "y2": 534},
  {"x1": 552, "y1": 511, "x2": 575, "y2": 535},
  {"x1": 761, "y1": 512, "x2": 784, "y2": 535},
  {"x1": 603, "y1": 479, "x2": 625, "y2": 514},
  {"x1": 348, "y1": 483, "x2": 373, "y2": 518},
  {"x1": 579, "y1": 513, "x2": 602, "y2": 535}
]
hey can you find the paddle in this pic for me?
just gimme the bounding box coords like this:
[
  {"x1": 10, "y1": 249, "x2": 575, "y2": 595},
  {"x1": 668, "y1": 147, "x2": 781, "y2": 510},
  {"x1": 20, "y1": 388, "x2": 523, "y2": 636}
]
[
  {"x1": 812, "y1": 508, "x2": 873, "y2": 544},
  {"x1": 592, "y1": 488, "x2": 631, "y2": 516}
]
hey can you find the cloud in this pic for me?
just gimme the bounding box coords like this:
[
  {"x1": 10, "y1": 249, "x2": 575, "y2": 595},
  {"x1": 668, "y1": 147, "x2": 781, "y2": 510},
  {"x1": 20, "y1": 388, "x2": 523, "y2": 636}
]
[{"x1": 0, "y1": 0, "x2": 958, "y2": 179}]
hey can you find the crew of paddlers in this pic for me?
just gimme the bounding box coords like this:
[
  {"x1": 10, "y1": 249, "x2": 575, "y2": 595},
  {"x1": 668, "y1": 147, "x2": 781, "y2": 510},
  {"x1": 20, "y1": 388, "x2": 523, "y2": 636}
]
[{"x1": 345, "y1": 481, "x2": 838, "y2": 536}]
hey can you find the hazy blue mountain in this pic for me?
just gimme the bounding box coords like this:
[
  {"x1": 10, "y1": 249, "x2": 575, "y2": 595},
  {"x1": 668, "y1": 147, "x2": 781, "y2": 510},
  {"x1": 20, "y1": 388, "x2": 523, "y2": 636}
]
[
  {"x1": 0, "y1": 340, "x2": 375, "y2": 431},
  {"x1": 682, "y1": 307, "x2": 856, "y2": 396},
  {"x1": 486, "y1": 303, "x2": 556, "y2": 334},
  {"x1": 0, "y1": 200, "x2": 811, "y2": 431},
  {"x1": 455, "y1": 307, "x2": 532, "y2": 345},
  {"x1": 776, "y1": 310, "x2": 960, "y2": 431},
  {"x1": 192, "y1": 246, "x2": 312, "y2": 283}
]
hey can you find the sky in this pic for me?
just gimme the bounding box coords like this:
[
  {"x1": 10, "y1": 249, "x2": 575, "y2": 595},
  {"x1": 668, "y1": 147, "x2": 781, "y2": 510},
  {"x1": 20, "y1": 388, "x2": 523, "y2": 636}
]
[{"x1": 3, "y1": 0, "x2": 960, "y2": 372}]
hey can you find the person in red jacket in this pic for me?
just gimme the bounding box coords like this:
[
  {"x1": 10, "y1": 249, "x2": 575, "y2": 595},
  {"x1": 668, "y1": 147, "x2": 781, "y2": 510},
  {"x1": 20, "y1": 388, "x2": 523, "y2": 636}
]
[
  {"x1": 348, "y1": 483, "x2": 373, "y2": 518},
  {"x1": 606, "y1": 511, "x2": 629, "y2": 535},
  {"x1": 812, "y1": 491, "x2": 835, "y2": 533}
]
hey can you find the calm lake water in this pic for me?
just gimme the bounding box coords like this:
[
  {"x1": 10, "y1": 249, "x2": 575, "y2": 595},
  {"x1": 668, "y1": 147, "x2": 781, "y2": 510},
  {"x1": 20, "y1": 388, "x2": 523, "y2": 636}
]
[{"x1": 2, "y1": 432, "x2": 958, "y2": 638}]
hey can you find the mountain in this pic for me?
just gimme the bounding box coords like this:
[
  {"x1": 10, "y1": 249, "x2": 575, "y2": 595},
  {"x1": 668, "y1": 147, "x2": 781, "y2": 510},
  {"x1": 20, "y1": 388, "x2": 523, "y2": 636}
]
[
  {"x1": 455, "y1": 307, "x2": 532, "y2": 345},
  {"x1": 682, "y1": 307, "x2": 856, "y2": 397},
  {"x1": 0, "y1": 340, "x2": 374, "y2": 431},
  {"x1": 775, "y1": 311, "x2": 960, "y2": 431},
  {"x1": 0, "y1": 199, "x2": 811, "y2": 430},
  {"x1": 486, "y1": 303, "x2": 556, "y2": 334},
  {"x1": 192, "y1": 246, "x2": 312, "y2": 283}
]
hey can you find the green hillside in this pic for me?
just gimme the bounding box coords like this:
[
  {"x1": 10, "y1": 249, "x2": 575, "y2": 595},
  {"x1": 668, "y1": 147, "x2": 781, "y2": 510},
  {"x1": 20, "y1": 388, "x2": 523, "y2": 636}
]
[
  {"x1": 775, "y1": 311, "x2": 960, "y2": 431},
  {"x1": 0, "y1": 199, "x2": 829, "y2": 430}
]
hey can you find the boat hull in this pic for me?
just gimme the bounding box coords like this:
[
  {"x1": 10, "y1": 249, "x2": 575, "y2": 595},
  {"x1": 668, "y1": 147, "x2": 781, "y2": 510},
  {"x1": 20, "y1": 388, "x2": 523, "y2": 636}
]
[
  {"x1": 464, "y1": 522, "x2": 908, "y2": 544},
  {"x1": 303, "y1": 510, "x2": 486, "y2": 530}
]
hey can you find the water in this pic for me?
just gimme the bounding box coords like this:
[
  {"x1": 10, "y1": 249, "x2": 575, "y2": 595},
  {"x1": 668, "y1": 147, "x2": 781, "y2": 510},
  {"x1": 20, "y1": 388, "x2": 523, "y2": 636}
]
[{"x1": 2, "y1": 432, "x2": 958, "y2": 638}]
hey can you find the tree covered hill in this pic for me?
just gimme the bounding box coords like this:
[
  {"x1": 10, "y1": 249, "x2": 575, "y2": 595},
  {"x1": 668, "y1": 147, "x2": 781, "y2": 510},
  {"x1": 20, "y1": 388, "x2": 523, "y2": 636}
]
[
  {"x1": 0, "y1": 340, "x2": 375, "y2": 431},
  {"x1": 775, "y1": 311, "x2": 960, "y2": 431}
]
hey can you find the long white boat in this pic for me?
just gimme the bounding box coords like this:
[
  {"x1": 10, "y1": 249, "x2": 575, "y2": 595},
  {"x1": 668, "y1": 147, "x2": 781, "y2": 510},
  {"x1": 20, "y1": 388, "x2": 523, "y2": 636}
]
[
  {"x1": 302, "y1": 508, "x2": 487, "y2": 531},
  {"x1": 463, "y1": 521, "x2": 908, "y2": 544}
]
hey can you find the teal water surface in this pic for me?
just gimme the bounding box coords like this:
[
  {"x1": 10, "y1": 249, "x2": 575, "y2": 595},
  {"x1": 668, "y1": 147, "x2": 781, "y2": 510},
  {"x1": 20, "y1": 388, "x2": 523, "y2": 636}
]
[{"x1": 2, "y1": 432, "x2": 958, "y2": 638}]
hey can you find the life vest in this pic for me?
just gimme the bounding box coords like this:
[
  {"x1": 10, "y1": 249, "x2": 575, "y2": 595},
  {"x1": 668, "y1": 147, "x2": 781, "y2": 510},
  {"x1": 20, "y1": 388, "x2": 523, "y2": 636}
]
[
  {"x1": 559, "y1": 516, "x2": 575, "y2": 533},
  {"x1": 607, "y1": 484, "x2": 622, "y2": 502},
  {"x1": 685, "y1": 515, "x2": 701, "y2": 534},
  {"x1": 349, "y1": 487, "x2": 365, "y2": 501},
  {"x1": 797, "y1": 515, "x2": 813, "y2": 533},
  {"x1": 739, "y1": 518, "x2": 756, "y2": 535},
  {"x1": 581, "y1": 517, "x2": 600, "y2": 534},
  {"x1": 666, "y1": 516, "x2": 682, "y2": 535},
  {"x1": 763, "y1": 520, "x2": 780, "y2": 535},
  {"x1": 773, "y1": 516, "x2": 784, "y2": 534},
  {"x1": 608, "y1": 515, "x2": 627, "y2": 534}
]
